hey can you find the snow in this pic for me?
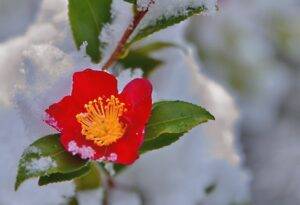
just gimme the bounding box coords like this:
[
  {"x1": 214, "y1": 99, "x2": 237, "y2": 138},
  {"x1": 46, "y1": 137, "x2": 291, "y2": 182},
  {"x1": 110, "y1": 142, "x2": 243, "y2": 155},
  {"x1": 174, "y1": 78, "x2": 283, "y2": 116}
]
[
  {"x1": 0, "y1": 0, "x2": 87, "y2": 204},
  {"x1": 117, "y1": 69, "x2": 143, "y2": 91},
  {"x1": 25, "y1": 157, "x2": 56, "y2": 174},
  {"x1": 68, "y1": 137, "x2": 119, "y2": 162},
  {"x1": 138, "y1": 0, "x2": 217, "y2": 15},
  {"x1": 115, "y1": 23, "x2": 250, "y2": 205},
  {"x1": 107, "y1": 153, "x2": 118, "y2": 162},
  {"x1": 0, "y1": 0, "x2": 250, "y2": 204},
  {"x1": 77, "y1": 188, "x2": 104, "y2": 205},
  {"x1": 136, "y1": 0, "x2": 153, "y2": 11},
  {"x1": 109, "y1": 188, "x2": 141, "y2": 205},
  {"x1": 104, "y1": 163, "x2": 116, "y2": 176},
  {"x1": 68, "y1": 141, "x2": 96, "y2": 160},
  {"x1": 99, "y1": 0, "x2": 133, "y2": 68},
  {"x1": 0, "y1": 107, "x2": 75, "y2": 205},
  {"x1": 0, "y1": 0, "x2": 40, "y2": 42},
  {"x1": 24, "y1": 146, "x2": 41, "y2": 155},
  {"x1": 137, "y1": 0, "x2": 217, "y2": 31},
  {"x1": 189, "y1": 0, "x2": 300, "y2": 204}
]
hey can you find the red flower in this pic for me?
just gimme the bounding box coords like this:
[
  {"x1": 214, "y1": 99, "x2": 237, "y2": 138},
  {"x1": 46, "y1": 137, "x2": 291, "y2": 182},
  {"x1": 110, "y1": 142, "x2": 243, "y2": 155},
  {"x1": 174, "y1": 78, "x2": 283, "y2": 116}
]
[{"x1": 45, "y1": 69, "x2": 152, "y2": 165}]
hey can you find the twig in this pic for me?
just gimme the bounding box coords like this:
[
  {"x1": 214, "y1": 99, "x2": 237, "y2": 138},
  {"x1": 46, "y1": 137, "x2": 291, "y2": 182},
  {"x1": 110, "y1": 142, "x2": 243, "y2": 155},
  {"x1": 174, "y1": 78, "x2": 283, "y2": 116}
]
[
  {"x1": 101, "y1": 1, "x2": 155, "y2": 70},
  {"x1": 102, "y1": 189, "x2": 109, "y2": 205},
  {"x1": 100, "y1": 165, "x2": 115, "y2": 205}
]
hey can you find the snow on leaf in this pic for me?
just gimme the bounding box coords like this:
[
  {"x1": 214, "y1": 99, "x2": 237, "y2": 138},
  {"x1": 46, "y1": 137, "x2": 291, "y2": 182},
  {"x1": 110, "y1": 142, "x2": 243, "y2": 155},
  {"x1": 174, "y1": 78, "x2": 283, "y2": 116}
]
[
  {"x1": 15, "y1": 134, "x2": 89, "y2": 190},
  {"x1": 25, "y1": 157, "x2": 57, "y2": 175},
  {"x1": 130, "y1": 0, "x2": 218, "y2": 44}
]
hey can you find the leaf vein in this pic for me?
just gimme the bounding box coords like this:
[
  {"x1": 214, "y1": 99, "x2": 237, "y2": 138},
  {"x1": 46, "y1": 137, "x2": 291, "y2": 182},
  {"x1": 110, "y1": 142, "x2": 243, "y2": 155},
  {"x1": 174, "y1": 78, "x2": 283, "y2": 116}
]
[
  {"x1": 147, "y1": 115, "x2": 205, "y2": 128},
  {"x1": 85, "y1": 0, "x2": 100, "y2": 33}
]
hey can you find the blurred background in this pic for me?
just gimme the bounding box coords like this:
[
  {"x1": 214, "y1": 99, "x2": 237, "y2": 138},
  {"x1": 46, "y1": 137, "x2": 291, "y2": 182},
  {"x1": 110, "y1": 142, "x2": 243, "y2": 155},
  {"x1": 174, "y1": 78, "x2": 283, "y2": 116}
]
[
  {"x1": 187, "y1": 0, "x2": 300, "y2": 204},
  {"x1": 0, "y1": 0, "x2": 299, "y2": 204}
]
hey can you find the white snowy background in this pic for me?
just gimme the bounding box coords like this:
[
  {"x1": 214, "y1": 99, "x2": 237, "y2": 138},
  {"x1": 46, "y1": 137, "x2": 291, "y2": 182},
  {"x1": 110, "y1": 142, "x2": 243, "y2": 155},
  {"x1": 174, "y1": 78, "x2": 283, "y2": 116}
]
[
  {"x1": 188, "y1": 0, "x2": 300, "y2": 204},
  {"x1": 0, "y1": 0, "x2": 298, "y2": 204}
]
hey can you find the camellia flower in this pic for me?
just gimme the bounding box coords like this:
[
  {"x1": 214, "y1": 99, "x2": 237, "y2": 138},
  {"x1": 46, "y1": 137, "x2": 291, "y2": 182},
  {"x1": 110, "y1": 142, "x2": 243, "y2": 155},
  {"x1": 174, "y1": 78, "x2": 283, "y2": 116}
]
[{"x1": 45, "y1": 69, "x2": 152, "y2": 165}]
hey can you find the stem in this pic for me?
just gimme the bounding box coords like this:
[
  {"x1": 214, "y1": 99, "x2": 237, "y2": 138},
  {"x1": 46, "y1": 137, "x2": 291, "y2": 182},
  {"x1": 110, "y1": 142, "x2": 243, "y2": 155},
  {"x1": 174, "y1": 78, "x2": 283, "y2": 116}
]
[
  {"x1": 101, "y1": 1, "x2": 155, "y2": 70},
  {"x1": 102, "y1": 189, "x2": 109, "y2": 205},
  {"x1": 100, "y1": 164, "x2": 115, "y2": 205}
]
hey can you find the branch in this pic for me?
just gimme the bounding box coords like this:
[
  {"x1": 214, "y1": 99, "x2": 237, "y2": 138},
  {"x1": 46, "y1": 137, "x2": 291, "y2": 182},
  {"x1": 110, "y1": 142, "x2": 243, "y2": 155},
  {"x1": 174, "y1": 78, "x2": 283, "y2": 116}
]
[{"x1": 101, "y1": 1, "x2": 155, "y2": 70}]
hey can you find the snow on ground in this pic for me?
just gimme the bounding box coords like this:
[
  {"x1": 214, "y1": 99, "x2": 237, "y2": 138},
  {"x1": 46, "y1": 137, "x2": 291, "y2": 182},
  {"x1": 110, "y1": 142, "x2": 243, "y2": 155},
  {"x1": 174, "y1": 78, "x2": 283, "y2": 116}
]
[
  {"x1": 188, "y1": 0, "x2": 300, "y2": 204},
  {"x1": 0, "y1": 0, "x2": 250, "y2": 204},
  {"x1": 0, "y1": 0, "x2": 40, "y2": 42}
]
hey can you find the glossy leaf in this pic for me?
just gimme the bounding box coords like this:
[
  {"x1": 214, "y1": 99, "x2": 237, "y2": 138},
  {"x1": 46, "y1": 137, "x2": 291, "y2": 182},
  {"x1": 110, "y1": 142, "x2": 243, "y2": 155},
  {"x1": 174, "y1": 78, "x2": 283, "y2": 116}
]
[
  {"x1": 132, "y1": 41, "x2": 177, "y2": 54},
  {"x1": 38, "y1": 163, "x2": 91, "y2": 186},
  {"x1": 131, "y1": 6, "x2": 208, "y2": 44},
  {"x1": 123, "y1": 0, "x2": 136, "y2": 4},
  {"x1": 15, "y1": 134, "x2": 88, "y2": 190},
  {"x1": 74, "y1": 162, "x2": 102, "y2": 191},
  {"x1": 114, "y1": 101, "x2": 214, "y2": 174},
  {"x1": 113, "y1": 164, "x2": 127, "y2": 175},
  {"x1": 68, "y1": 0, "x2": 112, "y2": 63},
  {"x1": 119, "y1": 51, "x2": 162, "y2": 77},
  {"x1": 140, "y1": 132, "x2": 185, "y2": 153},
  {"x1": 118, "y1": 41, "x2": 175, "y2": 76},
  {"x1": 143, "y1": 101, "x2": 214, "y2": 151}
]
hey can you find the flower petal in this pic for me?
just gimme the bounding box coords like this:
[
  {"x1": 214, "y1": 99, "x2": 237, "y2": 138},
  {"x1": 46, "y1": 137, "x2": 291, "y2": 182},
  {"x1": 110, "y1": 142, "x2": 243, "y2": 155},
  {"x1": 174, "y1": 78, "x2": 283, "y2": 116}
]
[
  {"x1": 105, "y1": 126, "x2": 144, "y2": 165},
  {"x1": 120, "y1": 78, "x2": 152, "y2": 127},
  {"x1": 45, "y1": 95, "x2": 82, "y2": 132},
  {"x1": 60, "y1": 131, "x2": 103, "y2": 160},
  {"x1": 60, "y1": 125, "x2": 143, "y2": 164},
  {"x1": 72, "y1": 69, "x2": 118, "y2": 105},
  {"x1": 45, "y1": 70, "x2": 153, "y2": 164}
]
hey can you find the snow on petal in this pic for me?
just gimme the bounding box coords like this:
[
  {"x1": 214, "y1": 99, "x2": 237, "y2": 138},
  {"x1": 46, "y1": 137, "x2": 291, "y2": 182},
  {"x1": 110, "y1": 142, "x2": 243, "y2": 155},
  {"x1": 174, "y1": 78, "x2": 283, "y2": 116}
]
[{"x1": 68, "y1": 140, "x2": 96, "y2": 160}]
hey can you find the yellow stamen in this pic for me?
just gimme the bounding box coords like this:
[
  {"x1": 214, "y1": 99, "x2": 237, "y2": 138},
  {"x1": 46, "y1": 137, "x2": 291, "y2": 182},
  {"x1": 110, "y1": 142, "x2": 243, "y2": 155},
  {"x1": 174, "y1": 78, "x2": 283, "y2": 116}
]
[{"x1": 76, "y1": 95, "x2": 127, "y2": 146}]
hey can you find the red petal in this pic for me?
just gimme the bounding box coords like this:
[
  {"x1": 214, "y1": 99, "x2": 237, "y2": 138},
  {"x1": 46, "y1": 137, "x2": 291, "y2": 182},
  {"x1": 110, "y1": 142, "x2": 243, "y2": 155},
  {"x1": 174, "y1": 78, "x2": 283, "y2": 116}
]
[
  {"x1": 120, "y1": 78, "x2": 152, "y2": 127},
  {"x1": 59, "y1": 124, "x2": 144, "y2": 163},
  {"x1": 46, "y1": 72, "x2": 152, "y2": 164},
  {"x1": 72, "y1": 69, "x2": 118, "y2": 105},
  {"x1": 45, "y1": 95, "x2": 82, "y2": 132},
  {"x1": 60, "y1": 130, "x2": 106, "y2": 160},
  {"x1": 106, "y1": 126, "x2": 144, "y2": 165}
]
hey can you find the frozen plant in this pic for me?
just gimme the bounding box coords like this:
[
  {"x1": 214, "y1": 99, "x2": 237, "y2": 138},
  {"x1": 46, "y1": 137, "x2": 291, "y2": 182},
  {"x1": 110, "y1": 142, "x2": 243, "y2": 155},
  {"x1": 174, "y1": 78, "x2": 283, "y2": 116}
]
[{"x1": 0, "y1": 0, "x2": 250, "y2": 204}]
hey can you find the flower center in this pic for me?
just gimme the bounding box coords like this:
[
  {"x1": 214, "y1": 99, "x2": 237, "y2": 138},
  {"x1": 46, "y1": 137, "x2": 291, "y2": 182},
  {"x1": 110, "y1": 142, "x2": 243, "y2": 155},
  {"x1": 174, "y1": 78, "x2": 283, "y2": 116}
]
[{"x1": 76, "y1": 95, "x2": 127, "y2": 146}]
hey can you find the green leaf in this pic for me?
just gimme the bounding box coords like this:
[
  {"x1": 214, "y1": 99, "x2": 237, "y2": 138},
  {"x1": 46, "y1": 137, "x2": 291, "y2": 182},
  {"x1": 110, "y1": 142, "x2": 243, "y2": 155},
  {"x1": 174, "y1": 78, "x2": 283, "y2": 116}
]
[
  {"x1": 38, "y1": 163, "x2": 91, "y2": 186},
  {"x1": 132, "y1": 41, "x2": 177, "y2": 55},
  {"x1": 68, "y1": 0, "x2": 112, "y2": 63},
  {"x1": 118, "y1": 41, "x2": 176, "y2": 77},
  {"x1": 131, "y1": 6, "x2": 207, "y2": 44},
  {"x1": 143, "y1": 101, "x2": 214, "y2": 151},
  {"x1": 61, "y1": 196, "x2": 79, "y2": 205},
  {"x1": 113, "y1": 164, "x2": 127, "y2": 175},
  {"x1": 119, "y1": 51, "x2": 163, "y2": 77},
  {"x1": 15, "y1": 134, "x2": 88, "y2": 190},
  {"x1": 123, "y1": 0, "x2": 136, "y2": 4},
  {"x1": 67, "y1": 196, "x2": 79, "y2": 205},
  {"x1": 74, "y1": 162, "x2": 102, "y2": 191},
  {"x1": 140, "y1": 132, "x2": 185, "y2": 153},
  {"x1": 113, "y1": 101, "x2": 214, "y2": 173}
]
